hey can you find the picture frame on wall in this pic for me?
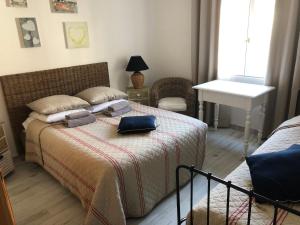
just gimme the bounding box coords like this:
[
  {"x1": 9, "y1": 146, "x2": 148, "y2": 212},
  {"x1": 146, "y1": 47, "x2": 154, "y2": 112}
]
[
  {"x1": 16, "y1": 18, "x2": 41, "y2": 48},
  {"x1": 63, "y1": 22, "x2": 89, "y2": 49},
  {"x1": 6, "y1": 0, "x2": 27, "y2": 7},
  {"x1": 50, "y1": 0, "x2": 78, "y2": 13}
]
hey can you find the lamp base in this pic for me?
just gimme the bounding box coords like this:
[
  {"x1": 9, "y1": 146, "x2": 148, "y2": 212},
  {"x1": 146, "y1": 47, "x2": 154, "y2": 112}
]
[{"x1": 131, "y1": 72, "x2": 144, "y2": 89}]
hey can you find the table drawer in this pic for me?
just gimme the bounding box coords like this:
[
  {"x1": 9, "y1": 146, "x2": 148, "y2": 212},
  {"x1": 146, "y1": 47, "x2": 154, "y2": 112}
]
[
  {"x1": 200, "y1": 90, "x2": 252, "y2": 110},
  {"x1": 0, "y1": 150, "x2": 14, "y2": 177},
  {"x1": 0, "y1": 137, "x2": 8, "y2": 153}
]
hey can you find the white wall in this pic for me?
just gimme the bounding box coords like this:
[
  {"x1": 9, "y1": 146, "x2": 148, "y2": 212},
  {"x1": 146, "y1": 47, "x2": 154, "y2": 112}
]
[
  {"x1": 0, "y1": 0, "x2": 263, "y2": 156},
  {"x1": 145, "y1": 0, "x2": 262, "y2": 131},
  {"x1": 145, "y1": 0, "x2": 198, "y2": 85},
  {"x1": 0, "y1": 0, "x2": 150, "y2": 156}
]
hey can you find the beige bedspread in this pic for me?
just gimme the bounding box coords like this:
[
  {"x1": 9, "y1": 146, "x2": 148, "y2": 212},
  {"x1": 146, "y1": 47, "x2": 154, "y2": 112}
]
[
  {"x1": 25, "y1": 102, "x2": 207, "y2": 225},
  {"x1": 188, "y1": 116, "x2": 300, "y2": 225}
]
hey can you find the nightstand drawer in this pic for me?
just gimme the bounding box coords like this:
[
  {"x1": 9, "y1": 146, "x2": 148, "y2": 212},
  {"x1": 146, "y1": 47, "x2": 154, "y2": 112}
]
[
  {"x1": 127, "y1": 87, "x2": 150, "y2": 106},
  {"x1": 133, "y1": 99, "x2": 149, "y2": 105},
  {"x1": 0, "y1": 150, "x2": 14, "y2": 177},
  {"x1": 0, "y1": 137, "x2": 8, "y2": 153},
  {"x1": 128, "y1": 90, "x2": 149, "y2": 99}
]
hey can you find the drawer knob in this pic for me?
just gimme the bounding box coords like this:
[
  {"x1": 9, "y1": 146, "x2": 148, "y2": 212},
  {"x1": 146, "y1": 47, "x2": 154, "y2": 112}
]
[{"x1": 136, "y1": 93, "x2": 141, "y2": 97}]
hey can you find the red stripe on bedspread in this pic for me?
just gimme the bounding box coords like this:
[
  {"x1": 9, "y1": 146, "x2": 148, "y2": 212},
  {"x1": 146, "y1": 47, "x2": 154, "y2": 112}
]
[
  {"x1": 96, "y1": 117, "x2": 170, "y2": 195},
  {"x1": 230, "y1": 198, "x2": 289, "y2": 225},
  {"x1": 44, "y1": 163, "x2": 91, "y2": 206},
  {"x1": 268, "y1": 209, "x2": 285, "y2": 225},
  {"x1": 105, "y1": 110, "x2": 181, "y2": 165},
  {"x1": 132, "y1": 104, "x2": 199, "y2": 127},
  {"x1": 75, "y1": 126, "x2": 146, "y2": 215},
  {"x1": 277, "y1": 210, "x2": 287, "y2": 225},
  {"x1": 270, "y1": 123, "x2": 300, "y2": 137},
  {"x1": 227, "y1": 198, "x2": 248, "y2": 225},
  {"x1": 110, "y1": 115, "x2": 181, "y2": 165},
  {"x1": 156, "y1": 130, "x2": 181, "y2": 165},
  {"x1": 195, "y1": 130, "x2": 201, "y2": 167},
  {"x1": 43, "y1": 150, "x2": 96, "y2": 192},
  {"x1": 232, "y1": 200, "x2": 250, "y2": 225},
  {"x1": 131, "y1": 107, "x2": 202, "y2": 166},
  {"x1": 44, "y1": 161, "x2": 111, "y2": 225},
  {"x1": 107, "y1": 112, "x2": 181, "y2": 167},
  {"x1": 279, "y1": 210, "x2": 289, "y2": 225},
  {"x1": 55, "y1": 128, "x2": 129, "y2": 215},
  {"x1": 148, "y1": 134, "x2": 170, "y2": 194},
  {"x1": 90, "y1": 207, "x2": 111, "y2": 225},
  {"x1": 270, "y1": 204, "x2": 292, "y2": 225}
]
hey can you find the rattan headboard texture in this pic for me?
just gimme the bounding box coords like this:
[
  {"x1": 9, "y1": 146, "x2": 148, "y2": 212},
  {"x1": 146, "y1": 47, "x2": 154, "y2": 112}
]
[{"x1": 0, "y1": 62, "x2": 110, "y2": 154}]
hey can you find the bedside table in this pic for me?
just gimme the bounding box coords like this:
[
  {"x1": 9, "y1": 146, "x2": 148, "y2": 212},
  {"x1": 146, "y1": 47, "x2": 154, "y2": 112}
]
[
  {"x1": 127, "y1": 87, "x2": 150, "y2": 106},
  {"x1": 0, "y1": 123, "x2": 14, "y2": 177}
]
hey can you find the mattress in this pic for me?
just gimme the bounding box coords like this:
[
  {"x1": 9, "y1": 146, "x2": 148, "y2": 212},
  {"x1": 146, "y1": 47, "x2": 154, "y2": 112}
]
[
  {"x1": 25, "y1": 102, "x2": 207, "y2": 225},
  {"x1": 188, "y1": 116, "x2": 300, "y2": 225}
]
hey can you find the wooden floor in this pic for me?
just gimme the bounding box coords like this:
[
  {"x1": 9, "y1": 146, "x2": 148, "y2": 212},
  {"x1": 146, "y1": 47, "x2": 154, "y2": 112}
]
[{"x1": 5, "y1": 128, "x2": 259, "y2": 225}]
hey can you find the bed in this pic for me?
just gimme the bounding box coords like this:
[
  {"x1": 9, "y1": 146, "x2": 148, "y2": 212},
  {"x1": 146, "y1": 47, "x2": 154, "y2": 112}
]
[
  {"x1": 0, "y1": 62, "x2": 208, "y2": 225},
  {"x1": 186, "y1": 116, "x2": 300, "y2": 225}
]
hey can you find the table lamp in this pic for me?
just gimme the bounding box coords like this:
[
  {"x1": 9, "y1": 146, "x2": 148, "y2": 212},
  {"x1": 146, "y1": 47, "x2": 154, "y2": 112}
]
[{"x1": 126, "y1": 56, "x2": 149, "y2": 89}]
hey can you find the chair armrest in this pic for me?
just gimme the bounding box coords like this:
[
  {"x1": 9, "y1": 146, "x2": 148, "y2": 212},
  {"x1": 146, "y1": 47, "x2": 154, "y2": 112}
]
[
  {"x1": 185, "y1": 87, "x2": 195, "y2": 99},
  {"x1": 150, "y1": 85, "x2": 160, "y2": 107},
  {"x1": 184, "y1": 88, "x2": 196, "y2": 117}
]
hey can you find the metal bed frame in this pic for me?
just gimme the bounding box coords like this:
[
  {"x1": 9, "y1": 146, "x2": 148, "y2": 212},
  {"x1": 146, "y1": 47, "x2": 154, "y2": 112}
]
[{"x1": 176, "y1": 165, "x2": 300, "y2": 225}]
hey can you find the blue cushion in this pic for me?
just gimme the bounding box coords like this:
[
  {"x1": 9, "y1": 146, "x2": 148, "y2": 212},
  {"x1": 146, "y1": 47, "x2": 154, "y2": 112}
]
[
  {"x1": 118, "y1": 115, "x2": 157, "y2": 134},
  {"x1": 246, "y1": 144, "x2": 300, "y2": 202}
]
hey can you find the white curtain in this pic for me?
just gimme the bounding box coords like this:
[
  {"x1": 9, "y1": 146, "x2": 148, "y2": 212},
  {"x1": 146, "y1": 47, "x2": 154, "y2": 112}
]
[
  {"x1": 194, "y1": 0, "x2": 223, "y2": 125},
  {"x1": 265, "y1": 0, "x2": 300, "y2": 133}
]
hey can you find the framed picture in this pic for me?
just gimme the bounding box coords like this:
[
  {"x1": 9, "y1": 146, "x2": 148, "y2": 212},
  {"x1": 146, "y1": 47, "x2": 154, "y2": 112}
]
[
  {"x1": 50, "y1": 0, "x2": 78, "y2": 13},
  {"x1": 63, "y1": 22, "x2": 89, "y2": 49},
  {"x1": 6, "y1": 0, "x2": 27, "y2": 7},
  {"x1": 16, "y1": 18, "x2": 41, "y2": 48}
]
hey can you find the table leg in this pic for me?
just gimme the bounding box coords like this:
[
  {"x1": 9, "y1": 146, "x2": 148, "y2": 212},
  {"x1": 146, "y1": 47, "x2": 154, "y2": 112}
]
[
  {"x1": 257, "y1": 103, "x2": 265, "y2": 144},
  {"x1": 244, "y1": 110, "x2": 251, "y2": 157},
  {"x1": 199, "y1": 101, "x2": 204, "y2": 121},
  {"x1": 214, "y1": 103, "x2": 219, "y2": 131}
]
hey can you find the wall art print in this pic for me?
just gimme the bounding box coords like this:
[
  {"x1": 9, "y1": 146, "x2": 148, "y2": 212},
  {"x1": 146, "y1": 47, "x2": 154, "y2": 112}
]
[
  {"x1": 16, "y1": 18, "x2": 41, "y2": 48},
  {"x1": 50, "y1": 0, "x2": 78, "y2": 13},
  {"x1": 6, "y1": 0, "x2": 27, "y2": 8},
  {"x1": 63, "y1": 22, "x2": 89, "y2": 49}
]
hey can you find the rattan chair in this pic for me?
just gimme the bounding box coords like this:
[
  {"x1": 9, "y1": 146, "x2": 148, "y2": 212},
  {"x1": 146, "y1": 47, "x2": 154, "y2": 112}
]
[{"x1": 151, "y1": 77, "x2": 196, "y2": 117}]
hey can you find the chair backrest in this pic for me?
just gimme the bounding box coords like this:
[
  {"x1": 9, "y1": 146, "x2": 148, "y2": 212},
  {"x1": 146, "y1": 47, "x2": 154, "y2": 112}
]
[
  {"x1": 152, "y1": 77, "x2": 193, "y2": 98},
  {"x1": 0, "y1": 171, "x2": 15, "y2": 225}
]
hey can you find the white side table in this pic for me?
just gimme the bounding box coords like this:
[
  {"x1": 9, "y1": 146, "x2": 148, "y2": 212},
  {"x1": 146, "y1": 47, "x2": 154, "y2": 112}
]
[{"x1": 193, "y1": 80, "x2": 275, "y2": 156}]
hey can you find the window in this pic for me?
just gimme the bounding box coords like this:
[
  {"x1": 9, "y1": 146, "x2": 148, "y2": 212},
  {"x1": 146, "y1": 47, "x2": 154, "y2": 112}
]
[{"x1": 218, "y1": 0, "x2": 276, "y2": 79}]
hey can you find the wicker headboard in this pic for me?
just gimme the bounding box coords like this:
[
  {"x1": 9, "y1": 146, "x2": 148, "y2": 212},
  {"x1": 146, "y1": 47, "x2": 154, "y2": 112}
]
[{"x1": 0, "y1": 62, "x2": 110, "y2": 154}]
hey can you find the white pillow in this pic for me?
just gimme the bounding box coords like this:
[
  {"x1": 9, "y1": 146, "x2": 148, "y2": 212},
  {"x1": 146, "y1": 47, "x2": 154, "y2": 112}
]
[
  {"x1": 76, "y1": 86, "x2": 128, "y2": 105},
  {"x1": 89, "y1": 99, "x2": 127, "y2": 113},
  {"x1": 29, "y1": 108, "x2": 88, "y2": 123},
  {"x1": 27, "y1": 95, "x2": 90, "y2": 115},
  {"x1": 158, "y1": 97, "x2": 187, "y2": 112}
]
